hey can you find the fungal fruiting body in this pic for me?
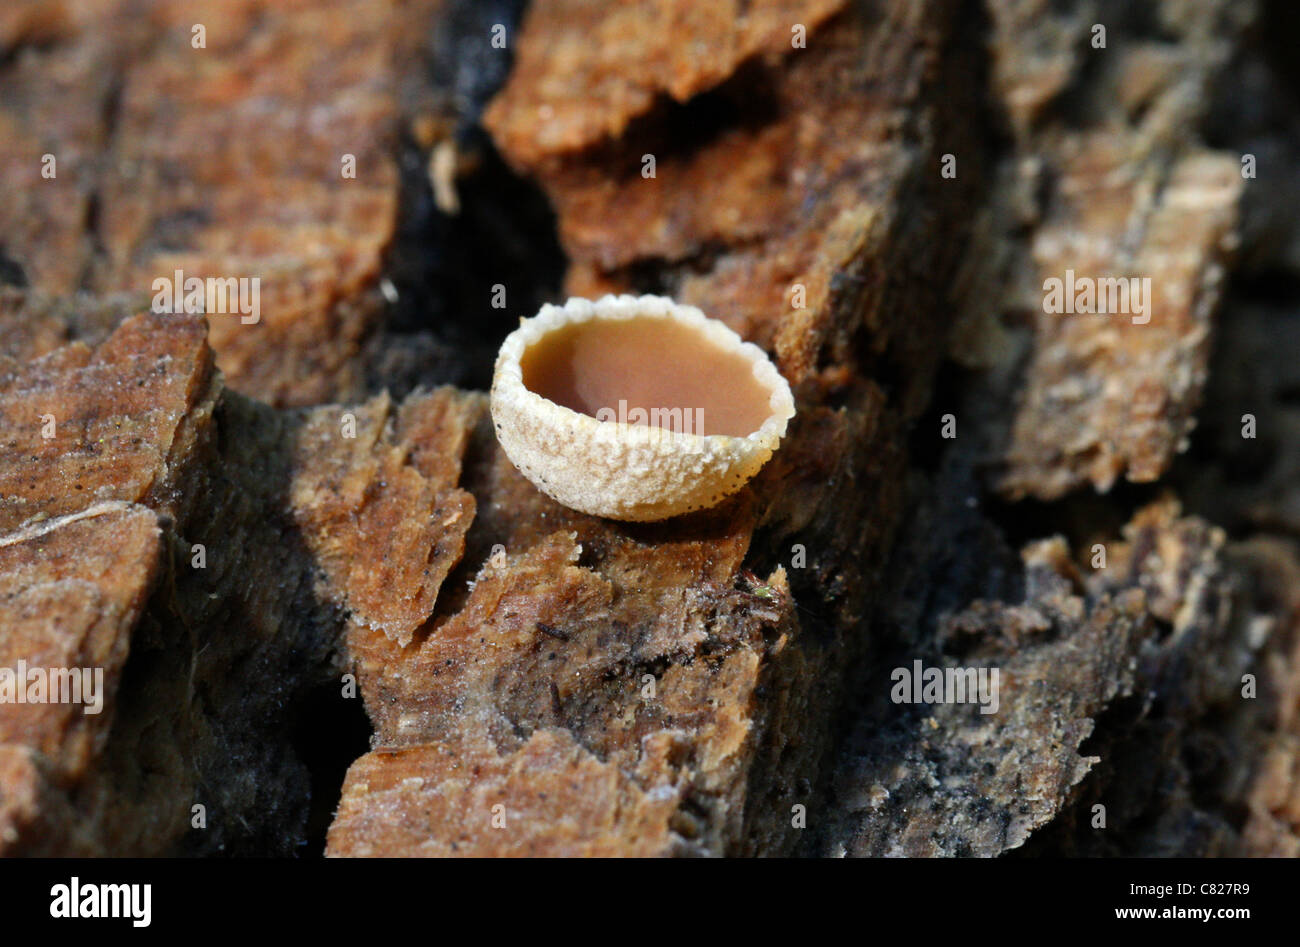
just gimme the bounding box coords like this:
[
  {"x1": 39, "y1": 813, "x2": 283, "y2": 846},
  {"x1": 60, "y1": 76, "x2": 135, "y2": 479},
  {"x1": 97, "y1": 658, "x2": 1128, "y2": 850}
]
[{"x1": 490, "y1": 294, "x2": 796, "y2": 522}]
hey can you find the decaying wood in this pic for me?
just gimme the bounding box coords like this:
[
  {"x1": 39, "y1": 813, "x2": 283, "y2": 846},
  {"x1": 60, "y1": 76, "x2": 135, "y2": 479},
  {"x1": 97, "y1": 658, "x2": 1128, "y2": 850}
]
[
  {"x1": 826, "y1": 499, "x2": 1300, "y2": 856},
  {"x1": 0, "y1": 0, "x2": 1296, "y2": 858},
  {"x1": 0, "y1": 0, "x2": 453, "y2": 407},
  {"x1": 822, "y1": 0, "x2": 1300, "y2": 857},
  {"x1": 0, "y1": 311, "x2": 320, "y2": 853},
  {"x1": 0, "y1": 504, "x2": 161, "y2": 854},
  {"x1": 0, "y1": 309, "x2": 477, "y2": 853},
  {"x1": 327, "y1": 0, "x2": 983, "y2": 856},
  {"x1": 970, "y1": 0, "x2": 1248, "y2": 498}
]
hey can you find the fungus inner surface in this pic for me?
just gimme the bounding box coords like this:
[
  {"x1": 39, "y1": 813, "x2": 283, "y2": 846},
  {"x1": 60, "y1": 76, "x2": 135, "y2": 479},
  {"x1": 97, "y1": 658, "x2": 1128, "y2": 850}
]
[{"x1": 519, "y1": 316, "x2": 774, "y2": 437}]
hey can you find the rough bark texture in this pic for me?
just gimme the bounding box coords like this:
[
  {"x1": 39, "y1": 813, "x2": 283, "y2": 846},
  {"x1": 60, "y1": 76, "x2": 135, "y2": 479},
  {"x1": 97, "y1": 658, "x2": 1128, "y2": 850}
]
[
  {"x1": 820, "y1": 0, "x2": 1300, "y2": 857},
  {"x1": 0, "y1": 311, "x2": 351, "y2": 854},
  {"x1": 0, "y1": 0, "x2": 1297, "y2": 858},
  {"x1": 328, "y1": 0, "x2": 983, "y2": 857},
  {"x1": 981, "y1": 0, "x2": 1247, "y2": 500},
  {"x1": 825, "y1": 498, "x2": 1300, "y2": 856}
]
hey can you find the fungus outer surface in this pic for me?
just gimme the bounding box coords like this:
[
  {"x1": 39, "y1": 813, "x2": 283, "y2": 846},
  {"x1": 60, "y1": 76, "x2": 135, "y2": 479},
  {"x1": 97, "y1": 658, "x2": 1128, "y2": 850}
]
[{"x1": 490, "y1": 295, "x2": 796, "y2": 522}]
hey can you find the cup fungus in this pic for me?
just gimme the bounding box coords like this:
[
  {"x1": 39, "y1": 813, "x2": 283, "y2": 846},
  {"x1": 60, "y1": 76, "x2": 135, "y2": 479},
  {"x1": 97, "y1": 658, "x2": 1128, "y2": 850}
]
[{"x1": 490, "y1": 294, "x2": 796, "y2": 521}]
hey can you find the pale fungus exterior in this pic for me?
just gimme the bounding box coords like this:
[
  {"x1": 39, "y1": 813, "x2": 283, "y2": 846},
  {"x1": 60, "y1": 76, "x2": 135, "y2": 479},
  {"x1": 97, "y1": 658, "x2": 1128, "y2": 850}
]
[{"x1": 490, "y1": 294, "x2": 796, "y2": 522}]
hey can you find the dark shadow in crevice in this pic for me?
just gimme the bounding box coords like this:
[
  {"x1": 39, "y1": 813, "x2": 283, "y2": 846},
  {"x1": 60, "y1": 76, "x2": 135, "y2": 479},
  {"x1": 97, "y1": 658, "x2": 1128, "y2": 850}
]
[
  {"x1": 1050, "y1": 0, "x2": 1183, "y2": 132},
  {"x1": 981, "y1": 479, "x2": 1167, "y2": 556},
  {"x1": 374, "y1": 129, "x2": 566, "y2": 395},
  {"x1": 370, "y1": 0, "x2": 567, "y2": 398},
  {"x1": 1260, "y1": 0, "x2": 1300, "y2": 107},
  {"x1": 567, "y1": 56, "x2": 783, "y2": 179},
  {"x1": 0, "y1": 247, "x2": 28, "y2": 287},
  {"x1": 291, "y1": 680, "x2": 374, "y2": 857},
  {"x1": 1011, "y1": 691, "x2": 1151, "y2": 857},
  {"x1": 1166, "y1": 268, "x2": 1298, "y2": 538},
  {"x1": 1229, "y1": 266, "x2": 1300, "y2": 306}
]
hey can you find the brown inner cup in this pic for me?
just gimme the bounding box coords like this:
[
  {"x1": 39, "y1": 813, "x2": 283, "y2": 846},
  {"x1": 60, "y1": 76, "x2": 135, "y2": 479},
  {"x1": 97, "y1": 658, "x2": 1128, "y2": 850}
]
[{"x1": 519, "y1": 316, "x2": 774, "y2": 438}]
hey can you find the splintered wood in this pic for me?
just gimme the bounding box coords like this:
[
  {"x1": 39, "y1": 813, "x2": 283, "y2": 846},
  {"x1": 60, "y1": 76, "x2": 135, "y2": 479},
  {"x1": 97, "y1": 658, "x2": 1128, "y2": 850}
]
[
  {"x1": 327, "y1": 0, "x2": 981, "y2": 856},
  {"x1": 0, "y1": 0, "x2": 435, "y2": 407},
  {"x1": 978, "y1": 0, "x2": 1246, "y2": 498},
  {"x1": 1, "y1": 0, "x2": 1296, "y2": 858}
]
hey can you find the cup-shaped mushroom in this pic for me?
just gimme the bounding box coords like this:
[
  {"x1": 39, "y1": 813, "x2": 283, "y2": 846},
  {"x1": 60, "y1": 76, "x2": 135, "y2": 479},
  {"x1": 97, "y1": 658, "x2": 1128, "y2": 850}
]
[{"x1": 490, "y1": 294, "x2": 796, "y2": 522}]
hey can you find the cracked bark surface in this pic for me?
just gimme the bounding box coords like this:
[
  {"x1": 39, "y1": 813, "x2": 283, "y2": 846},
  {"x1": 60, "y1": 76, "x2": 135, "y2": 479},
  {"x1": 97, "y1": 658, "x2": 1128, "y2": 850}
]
[
  {"x1": 0, "y1": 0, "x2": 1297, "y2": 857},
  {"x1": 825, "y1": 499, "x2": 1300, "y2": 856},
  {"x1": 328, "y1": 0, "x2": 983, "y2": 857},
  {"x1": 821, "y1": 0, "x2": 1300, "y2": 856},
  {"x1": 0, "y1": 311, "x2": 349, "y2": 854}
]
